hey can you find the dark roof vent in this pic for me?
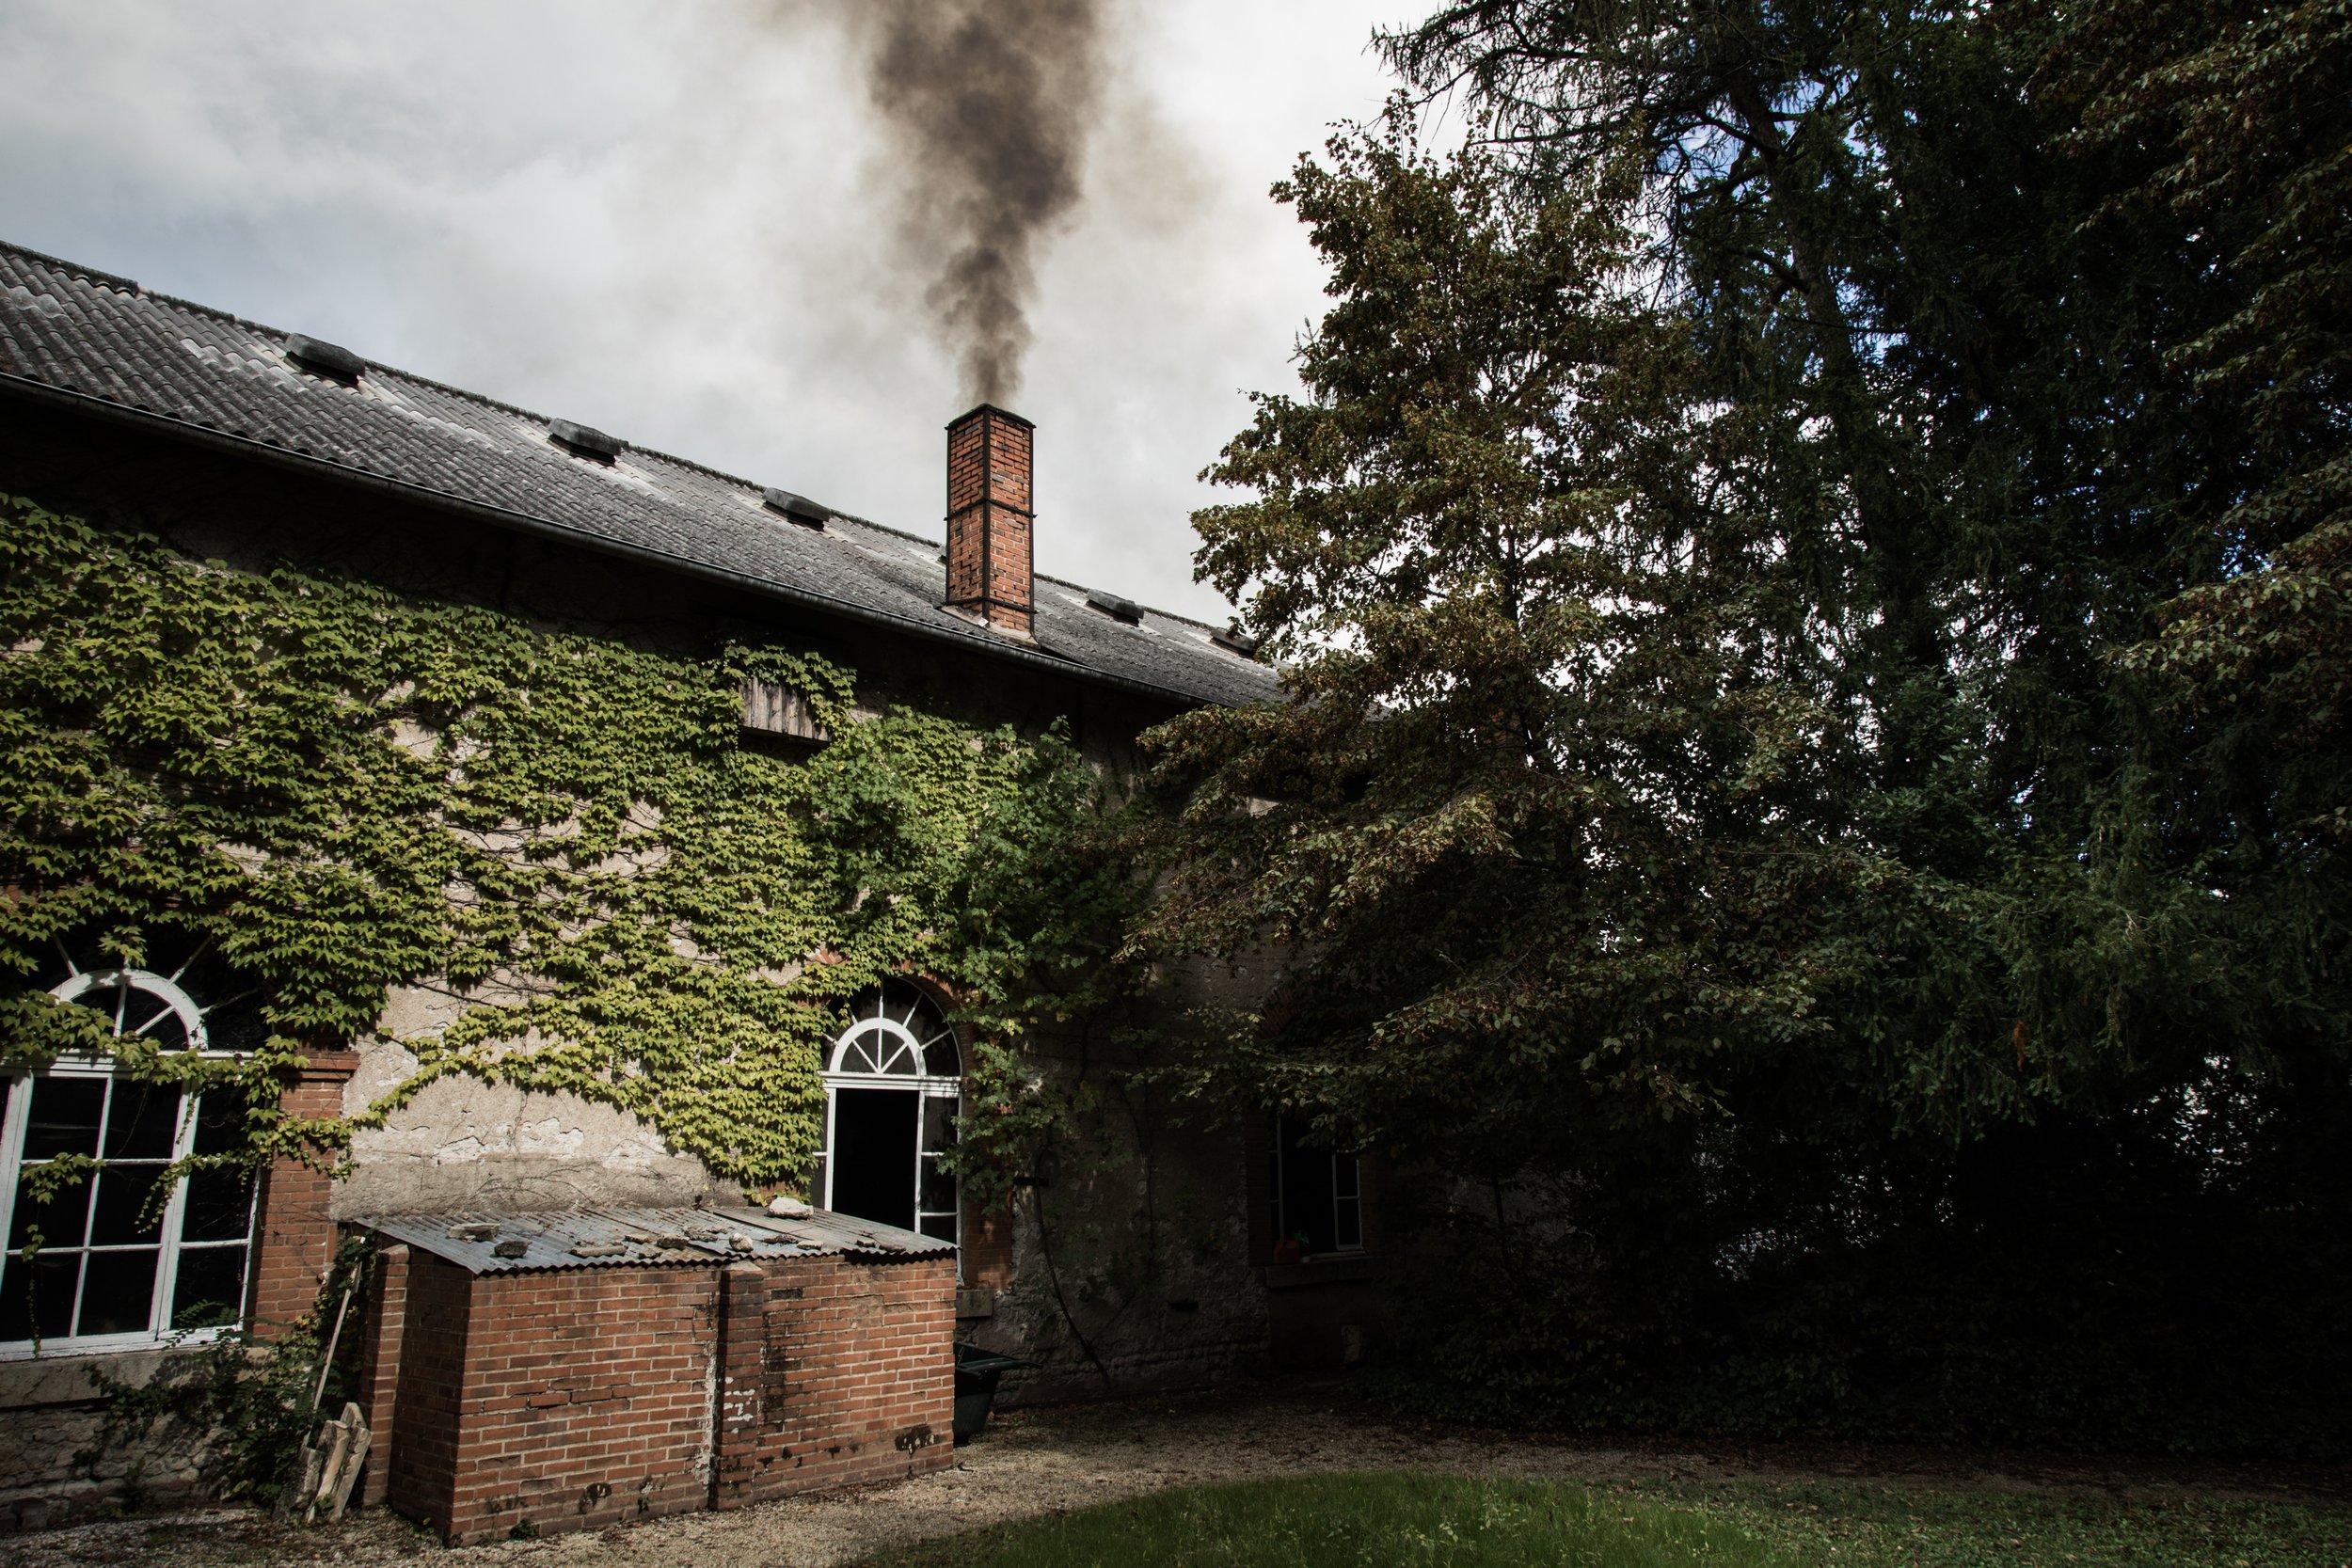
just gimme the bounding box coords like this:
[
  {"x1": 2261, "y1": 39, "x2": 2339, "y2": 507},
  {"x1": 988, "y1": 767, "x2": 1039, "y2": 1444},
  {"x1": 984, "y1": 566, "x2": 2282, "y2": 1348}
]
[
  {"x1": 1212, "y1": 626, "x2": 1261, "y2": 658},
  {"x1": 1086, "y1": 589, "x2": 1144, "y2": 625},
  {"x1": 549, "y1": 420, "x2": 623, "y2": 463},
  {"x1": 285, "y1": 334, "x2": 365, "y2": 383},
  {"x1": 761, "y1": 488, "x2": 830, "y2": 531}
]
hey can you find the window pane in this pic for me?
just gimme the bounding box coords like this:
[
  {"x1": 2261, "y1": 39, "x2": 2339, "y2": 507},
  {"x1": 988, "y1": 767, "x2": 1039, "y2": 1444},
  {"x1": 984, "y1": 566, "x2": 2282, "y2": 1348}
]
[
  {"x1": 1274, "y1": 1118, "x2": 1340, "y2": 1255},
  {"x1": 919, "y1": 1153, "x2": 954, "y2": 1215},
  {"x1": 1267, "y1": 1125, "x2": 1284, "y2": 1244},
  {"x1": 9, "y1": 1169, "x2": 92, "y2": 1251},
  {"x1": 182, "y1": 1167, "x2": 257, "y2": 1243},
  {"x1": 920, "y1": 1034, "x2": 960, "y2": 1077},
  {"x1": 0, "y1": 1250, "x2": 81, "y2": 1341},
  {"x1": 191, "y1": 1085, "x2": 253, "y2": 1158},
  {"x1": 128, "y1": 990, "x2": 194, "y2": 1053},
  {"x1": 76, "y1": 1248, "x2": 159, "y2": 1338},
  {"x1": 920, "y1": 1095, "x2": 958, "y2": 1153},
  {"x1": 24, "y1": 1077, "x2": 105, "y2": 1159},
  {"x1": 69, "y1": 981, "x2": 128, "y2": 1030},
  {"x1": 1336, "y1": 1198, "x2": 1362, "y2": 1251},
  {"x1": 104, "y1": 1081, "x2": 183, "y2": 1159},
  {"x1": 171, "y1": 1244, "x2": 248, "y2": 1330},
  {"x1": 89, "y1": 1165, "x2": 170, "y2": 1245},
  {"x1": 1334, "y1": 1155, "x2": 1359, "y2": 1200},
  {"x1": 916, "y1": 1212, "x2": 958, "y2": 1243}
]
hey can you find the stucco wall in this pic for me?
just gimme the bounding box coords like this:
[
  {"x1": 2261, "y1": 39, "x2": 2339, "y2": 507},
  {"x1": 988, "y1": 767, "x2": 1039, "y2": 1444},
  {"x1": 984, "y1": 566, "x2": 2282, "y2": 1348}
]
[{"x1": 333, "y1": 990, "x2": 732, "y2": 1218}]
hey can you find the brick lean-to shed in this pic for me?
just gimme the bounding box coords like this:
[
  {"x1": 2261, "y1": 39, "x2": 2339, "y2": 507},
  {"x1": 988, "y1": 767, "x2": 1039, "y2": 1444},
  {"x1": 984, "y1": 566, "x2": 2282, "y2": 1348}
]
[{"x1": 355, "y1": 1205, "x2": 955, "y2": 1544}]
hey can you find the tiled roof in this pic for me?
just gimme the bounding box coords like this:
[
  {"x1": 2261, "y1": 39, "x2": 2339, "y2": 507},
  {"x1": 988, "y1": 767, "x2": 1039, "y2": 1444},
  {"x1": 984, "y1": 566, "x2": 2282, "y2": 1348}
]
[
  {"x1": 362, "y1": 1205, "x2": 953, "y2": 1275},
  {"x1": 0, "y1": 242, "x2": 1280, "y2": 710}
]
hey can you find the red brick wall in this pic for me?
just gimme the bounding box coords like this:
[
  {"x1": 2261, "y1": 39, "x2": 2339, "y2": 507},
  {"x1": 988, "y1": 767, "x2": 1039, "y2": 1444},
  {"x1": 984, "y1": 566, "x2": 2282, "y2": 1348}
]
[
  {"x1": 714, "y1": 1253, "x2": 956, "y2": 1509},
  {"x1": 386, "y1": 1251, "x2": 472, "y2": 1531},
  {"x1": 246, "y1": 1049, "x2": 358, "y2": 1336},
  {"x1": 353, "y1": 1242, "x2": 410, "y2": 1509},
  {"x1": 385, "y1": 1250, "x2": 953, "y2": 1543},
  {"x1": 945, "y1": 405, "x2": 1033, "y2": 637},
  {"x1": 405, "y1": 1261, "x2": 720, "y2": 1544}
]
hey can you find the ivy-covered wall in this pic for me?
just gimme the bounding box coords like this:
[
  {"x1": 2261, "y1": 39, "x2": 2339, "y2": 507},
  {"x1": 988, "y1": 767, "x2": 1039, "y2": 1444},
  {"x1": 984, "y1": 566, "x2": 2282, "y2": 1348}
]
[{"x1": 0, "y1": 483, "x2": 1119, "y2": 1195}]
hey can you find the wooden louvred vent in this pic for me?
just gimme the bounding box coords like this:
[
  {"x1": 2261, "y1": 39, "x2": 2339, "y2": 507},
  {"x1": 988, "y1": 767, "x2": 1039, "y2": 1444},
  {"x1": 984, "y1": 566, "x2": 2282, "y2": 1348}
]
[{"x1": 739, "y1": 679, "x2": 829, "y2": 744}]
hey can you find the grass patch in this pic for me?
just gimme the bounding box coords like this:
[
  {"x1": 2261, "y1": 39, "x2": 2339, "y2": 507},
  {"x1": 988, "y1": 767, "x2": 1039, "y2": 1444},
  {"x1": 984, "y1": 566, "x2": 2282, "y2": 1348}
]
[
  {"x1": 861, "y1": 1472, "x2": 1791, "y2": 1566},
  {"x1": 1639, "y1": 1478, "x2": 2352, "y2": 1567},
  {"x1": 854, "y1": 1472, "x2": 2352, "y2": 1568}
]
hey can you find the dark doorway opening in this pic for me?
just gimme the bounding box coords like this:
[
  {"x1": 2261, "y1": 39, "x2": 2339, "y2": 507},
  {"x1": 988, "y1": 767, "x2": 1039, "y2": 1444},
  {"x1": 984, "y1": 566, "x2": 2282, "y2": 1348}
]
[{"x1": 831, "y1": 1088, "x2": 917, "y2": 1231}]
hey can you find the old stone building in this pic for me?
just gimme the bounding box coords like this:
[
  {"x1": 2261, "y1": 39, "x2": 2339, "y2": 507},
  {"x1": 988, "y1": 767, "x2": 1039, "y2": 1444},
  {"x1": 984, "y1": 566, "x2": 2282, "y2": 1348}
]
[{"x1": 0, "y1": 240, "x2": 1388, "y2": 1536}]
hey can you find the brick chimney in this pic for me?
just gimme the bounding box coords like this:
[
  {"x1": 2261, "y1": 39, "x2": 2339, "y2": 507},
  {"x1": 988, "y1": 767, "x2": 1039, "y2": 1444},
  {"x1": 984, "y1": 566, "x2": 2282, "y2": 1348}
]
[{"x1": 944, "y1": 404, "x2": 1035, "y2": 638}]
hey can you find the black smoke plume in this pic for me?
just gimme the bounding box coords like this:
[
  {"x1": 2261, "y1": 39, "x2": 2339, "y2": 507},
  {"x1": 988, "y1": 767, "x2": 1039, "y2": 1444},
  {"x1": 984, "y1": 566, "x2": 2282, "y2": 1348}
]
[{"x1": 856, "y1": 0, "x2": 1104, "y2": 406}]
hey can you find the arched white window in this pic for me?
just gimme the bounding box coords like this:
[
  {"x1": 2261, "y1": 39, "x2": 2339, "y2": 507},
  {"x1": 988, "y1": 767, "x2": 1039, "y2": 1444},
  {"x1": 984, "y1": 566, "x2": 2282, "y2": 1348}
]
[
  {"x1": 1, "y1": 961, "x2": 258, "y2": 1354},
  {"x1": 817, "y1": 980, "x2": 961, "y2": 1244}
]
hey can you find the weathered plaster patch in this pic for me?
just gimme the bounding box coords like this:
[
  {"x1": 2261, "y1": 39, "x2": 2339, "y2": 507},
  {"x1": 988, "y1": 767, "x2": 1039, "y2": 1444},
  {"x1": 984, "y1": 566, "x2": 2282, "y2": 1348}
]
[
  {"x1": 374, "y1": 985, "x2": 467, "y2": 1042},
  {"x1": 388, "y1": 716, "x2": 437, "y2": 760},
  {"x1": 516, "y1": 1116, "x2": 585, "y2": 1158},
  {"x1": 336, "y1": 1035, "x2": 726, "y2": 1217}
]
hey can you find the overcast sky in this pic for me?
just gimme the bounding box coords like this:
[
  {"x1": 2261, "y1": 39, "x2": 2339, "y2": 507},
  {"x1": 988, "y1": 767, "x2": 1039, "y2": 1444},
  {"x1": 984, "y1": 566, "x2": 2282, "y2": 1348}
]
[{"x1": 0, "y1": 1, "x2": 1414, "y2": 623}]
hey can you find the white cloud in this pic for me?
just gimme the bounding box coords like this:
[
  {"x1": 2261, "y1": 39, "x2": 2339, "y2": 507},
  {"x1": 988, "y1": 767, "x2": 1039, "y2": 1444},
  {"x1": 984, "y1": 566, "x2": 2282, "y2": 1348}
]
[{"x1": 0, "y1": 0, "x2": 1409, "y2": 620}]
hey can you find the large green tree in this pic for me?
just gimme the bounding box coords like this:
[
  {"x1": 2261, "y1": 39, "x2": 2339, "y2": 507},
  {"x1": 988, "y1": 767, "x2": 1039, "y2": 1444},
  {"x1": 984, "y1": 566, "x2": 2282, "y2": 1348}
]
[{"x1": 1136, "y1": 1, "x2": 2351, "y2": 1446}]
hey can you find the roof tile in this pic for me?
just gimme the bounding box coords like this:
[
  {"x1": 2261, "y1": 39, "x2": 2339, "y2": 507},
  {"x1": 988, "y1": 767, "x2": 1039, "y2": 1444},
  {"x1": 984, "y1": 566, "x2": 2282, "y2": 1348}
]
[{"x1": 0, "y1": 241, "x2": 1280, "y2": 711}]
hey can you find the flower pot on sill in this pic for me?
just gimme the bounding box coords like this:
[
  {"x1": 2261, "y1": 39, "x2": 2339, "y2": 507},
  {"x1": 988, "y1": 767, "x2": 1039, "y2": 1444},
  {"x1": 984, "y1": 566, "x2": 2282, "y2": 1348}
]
[{"x1": 1271, "y1": 1239, "x2": 1303, "y2": 1266}]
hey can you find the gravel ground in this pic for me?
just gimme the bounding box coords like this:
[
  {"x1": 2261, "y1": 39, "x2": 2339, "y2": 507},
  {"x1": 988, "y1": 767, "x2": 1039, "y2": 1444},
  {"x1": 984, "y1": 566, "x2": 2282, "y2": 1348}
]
[{"x1": 8, "y1": 1381, "x2": 2344, "y2": 1568}]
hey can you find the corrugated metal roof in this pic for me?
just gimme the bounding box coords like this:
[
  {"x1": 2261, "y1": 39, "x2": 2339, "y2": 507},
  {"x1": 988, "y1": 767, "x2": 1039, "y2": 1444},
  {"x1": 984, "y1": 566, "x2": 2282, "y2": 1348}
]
[
  {"x1": 359, "y1": 1204, "x2": 954, "y2": 1275},
  {"x1": 0, "y1": 240, "x2": 1285, "y2": 712}
]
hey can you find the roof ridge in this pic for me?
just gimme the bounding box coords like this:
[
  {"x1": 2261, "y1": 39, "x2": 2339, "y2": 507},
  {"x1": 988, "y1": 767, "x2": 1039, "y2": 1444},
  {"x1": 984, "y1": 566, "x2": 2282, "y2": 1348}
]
[
  {"x1": 1, "y1": 239, "x2": 141, "y2": 297},
  {"x1": 5, "y1": 238, "x2": 1233, "y2": 632}
]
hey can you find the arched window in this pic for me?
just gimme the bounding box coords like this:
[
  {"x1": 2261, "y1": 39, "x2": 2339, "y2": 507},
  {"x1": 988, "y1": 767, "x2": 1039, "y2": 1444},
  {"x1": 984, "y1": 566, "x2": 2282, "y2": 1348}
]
[
  {"x1": 1, "y1": 961, "x2": 258, "y2": 1352},
  {"x1": 817, "y1": 980, "x2": 961, "y2": 1244}
]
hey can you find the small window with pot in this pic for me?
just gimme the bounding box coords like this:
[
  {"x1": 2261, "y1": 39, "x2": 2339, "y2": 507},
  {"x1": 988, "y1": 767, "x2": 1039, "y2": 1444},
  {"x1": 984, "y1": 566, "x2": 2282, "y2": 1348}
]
[
  {"x1": 1, "y1": 965, "x2": 259, "y2": 1355},
  {"x1": 1268, "y1": 1114, "x2": 1362, "y2": 1260}
]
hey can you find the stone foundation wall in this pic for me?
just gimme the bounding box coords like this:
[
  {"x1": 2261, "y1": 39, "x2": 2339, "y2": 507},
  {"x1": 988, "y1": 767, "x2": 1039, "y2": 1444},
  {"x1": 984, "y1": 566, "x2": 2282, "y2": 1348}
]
[{"x1": 0, "y1": 1349, "x2": 215, "y2": 1533}]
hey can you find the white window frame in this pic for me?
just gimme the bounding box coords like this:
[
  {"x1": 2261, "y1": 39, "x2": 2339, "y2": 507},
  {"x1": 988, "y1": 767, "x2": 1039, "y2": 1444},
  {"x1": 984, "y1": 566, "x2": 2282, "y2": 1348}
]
[
  {"x1": 0, "y1": 966, "x2": 256, "y2": 1360},
  {"x1": 816, "y1": 983, "x2": 962, "y2": 1246}
]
